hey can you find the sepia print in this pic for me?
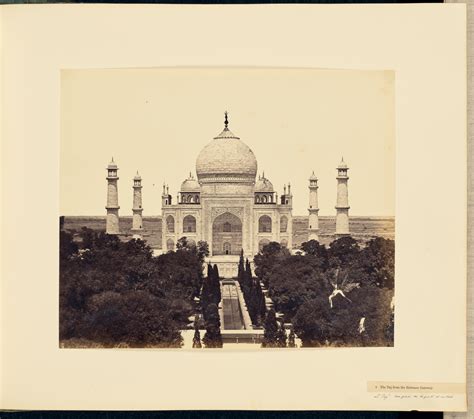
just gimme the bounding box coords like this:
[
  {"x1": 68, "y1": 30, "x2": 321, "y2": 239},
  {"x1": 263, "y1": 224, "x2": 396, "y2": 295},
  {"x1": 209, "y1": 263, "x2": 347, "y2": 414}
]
[{"x1": 60, "y1": 68, "x2": 395, "y2": 349}]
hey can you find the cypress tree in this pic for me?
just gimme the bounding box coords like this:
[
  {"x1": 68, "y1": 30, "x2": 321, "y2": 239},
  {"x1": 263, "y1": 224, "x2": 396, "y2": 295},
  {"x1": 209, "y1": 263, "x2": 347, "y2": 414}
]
[
  {"x1": 248, "y1": 279, "x2": 259, "y2": 324},
  {"x1": 213, "y1": 264, "x2": 220, "y2": 279},
  {"x1": 192, "y1": 325, "x2": 202, "y2": 348},
  {"x1": 248, "y1": 278, "x2": 266, "y2": 326},
  {"x1": 276, "y1": 321, "x2": 287, "y2": 348},
  {"x1": 201, "y1": 264, "x2": 214, "y2": 317},
  {"x1": 262, "y1": 309, "x2": 279, "y2": 348},
  {"x1": 288, "y1": 327, "x2": 296, "y2": 348},
  {"x1": 238, "y1": 249, "x2": 245, "y2": 281},
  {"x1": 207, "y1": 263, "x2": 214, "y2": 280},
  {"x1": 212, "y1": 264, "x2": 221, "y2": 304},
  {"x1": 201, "y1": 277, "x2": 209, "y2": 317},
  {"x1": 203, "y1": 303, "x2": 223, "y2": 348},
  {"x1": 258, "y1": 282, "x2": 267, "y2": 320},
  {"x1": 245, "y1": 258, "x2": 252, "y2": 277},
  {"x1": 243, "y1": 258, "x2": 252, "y2": 295}
]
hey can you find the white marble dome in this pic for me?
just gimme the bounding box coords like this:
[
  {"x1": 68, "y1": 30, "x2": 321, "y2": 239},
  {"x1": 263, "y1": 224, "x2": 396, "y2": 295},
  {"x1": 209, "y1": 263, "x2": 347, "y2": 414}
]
[
  {"x1": 254, "y1": 175, "x2": 274, "y2": 192},
  {"x1": 180, "y1": 174, "x2": 200, "y2": 192},
  {"x1": 196, "y1": 118, "x2": 257, "y2": 184}
]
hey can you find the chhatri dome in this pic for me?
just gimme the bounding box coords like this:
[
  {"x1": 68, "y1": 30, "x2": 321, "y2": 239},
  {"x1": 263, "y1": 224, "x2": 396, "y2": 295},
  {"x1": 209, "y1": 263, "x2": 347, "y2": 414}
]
[
  {"x1": 309, "y1": 171, "x2": 318, "y2": 181},
  {"x1": 196, "y1": 112, "x2": 258, "y2": 183},
  {"x1": 338, "y1": 157, "x2": 348, "y2": 169},
  {"x1": 254, "y1": 172, "x2": 274, "y2": 192},
  {"x1": 180, "y1": 172, "x2": 200, "y2": 192}
]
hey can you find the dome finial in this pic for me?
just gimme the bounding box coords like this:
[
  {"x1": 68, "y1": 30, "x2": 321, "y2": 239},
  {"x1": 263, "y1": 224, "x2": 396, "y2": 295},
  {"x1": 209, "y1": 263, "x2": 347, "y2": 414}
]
[{"x1": 224, "y1": 111, "x2": 229, "y2": 129}]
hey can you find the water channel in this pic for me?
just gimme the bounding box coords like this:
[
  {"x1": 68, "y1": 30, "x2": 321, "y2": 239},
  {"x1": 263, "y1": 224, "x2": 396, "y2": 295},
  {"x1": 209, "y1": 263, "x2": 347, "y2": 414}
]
[{"x1": 221, "y1": 279, "x2": 245, "y2": 330}]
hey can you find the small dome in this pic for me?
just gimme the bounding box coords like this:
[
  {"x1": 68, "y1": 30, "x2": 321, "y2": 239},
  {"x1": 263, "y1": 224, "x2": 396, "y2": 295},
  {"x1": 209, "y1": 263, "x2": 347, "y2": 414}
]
[
  {"x1": 196, "y1": 113, "x2": 257, "y2": 184},
  {"x1": 309, "y1": 171, "x2": 318, "y2": 181},
  {"x1": 107, "y1": 157, "x2": 118, "y2": 169},
  {"x1": 338, "y1": 158, "x2": 348, "y2": 169},
  {"x1": 181, "y1": 173, "x2": 200, "y2": 192},
  {"x1": 255, "y1": 174, "x2": 274, "y2": 192},
  {"x1": 134, "y1": 170, "x2": 141, "y2": 180}
]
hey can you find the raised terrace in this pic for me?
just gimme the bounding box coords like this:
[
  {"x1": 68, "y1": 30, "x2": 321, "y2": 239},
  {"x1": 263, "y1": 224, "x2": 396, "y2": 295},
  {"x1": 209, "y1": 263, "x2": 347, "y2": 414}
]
[{"x1": 62, "y1": 215, "x2": 395, "y2": 249}]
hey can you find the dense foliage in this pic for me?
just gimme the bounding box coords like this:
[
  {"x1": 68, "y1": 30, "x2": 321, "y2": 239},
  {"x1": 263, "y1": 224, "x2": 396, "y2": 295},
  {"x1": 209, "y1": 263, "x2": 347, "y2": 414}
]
[
  {"x1": 60, "y1": 229, "x2": 207, "y2": 348},
  {"x1": 262, "y1": 309, "x2": 279, "y2": 347},
  {"x1": 261, "y1": 309, "x2": 287, "y2": 348},
  {"x1": 254, "y1": 237, "x2": 395, "y2": 347}
]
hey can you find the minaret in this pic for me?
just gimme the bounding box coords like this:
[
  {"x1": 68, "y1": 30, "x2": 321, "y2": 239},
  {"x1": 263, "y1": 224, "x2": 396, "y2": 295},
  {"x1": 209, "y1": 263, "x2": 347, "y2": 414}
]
[
  {"x1": 286, "y1": 182, "x2": 293, "y2": 207},
  {"x1": 161, "y1": 183, "x2": 171, "y2": 207},
  {"x1": 131, "y1": 171, "x2": 143, "y2": 239},
  {"x1": 335, "y1": 157, "x2": 350, "y2": 236},
  {"x1": 106, "y1": 157, "x2": 120, "y2": 234},
  {"x1": 308, "y1": 171, "x2": 319, "y2": 241}
]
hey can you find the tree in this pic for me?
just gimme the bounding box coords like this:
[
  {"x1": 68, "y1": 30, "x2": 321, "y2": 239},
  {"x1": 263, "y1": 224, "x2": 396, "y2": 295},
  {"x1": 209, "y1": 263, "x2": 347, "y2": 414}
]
[
  {"x1": 253, "y1": 242, "x2": 291, "y2": 288},
  {"x1": 197, "y1": 240, "x2": 209, "y2": 263},
  {"x1": 240, "y1": 259, "x2": 252, "y2": 296},
  {"x1": 213, "y1": 264, "x2": 220, "y2": 280},
  {"x1": 288, "y1": 327, "x2": 296, "y2": 348},
  {"x1": 249, "y1": 232, "x2": 395, "y2": 348},
  {"x1": 207, "y1": 263, "x2": 214, "y2": 281},
  {"x1": 327, "y1": 236, "x2": 360, "y2": 268},
  {"x1": 293, "y1": 297, "x2": 332, "y2": 347},
  {"x1": 258, "y1": 283, "x2": 267, "y2": 320},
  {"x1": 200, "y1": 263, "x2": 220, "y2": 311},
  {"x1": 301, "y1": 240, "x2": 328, "y2": 271},
  {"x1": 80, "y1": 226, "x2": 99, "y2": 250},
  {"x1": 385, "y1": 311, "x2": 394, "y2": 345},
  {"x1": 347, "y1": 284, "x2": 394, "y2": 346},
  {"x1": 301, "y1": 239, "x2": 325, "y2": 255},
  {"x1": 276, "y1": 321, "x2": 287, "y2": 348},
  {"x1": 267, "y1": 254, "x2": 328, "y2": 318},
  {"x1": 60, "y1": 230, "x2": 78, "y2": 262},
  {"x1": 262, "y1": 309, "x2": 279, "y2": 348},
  {"x1": 203, "y1": 303, "x2": 222, "y2": 348},
  {"x1": 176, "y1": 236, "x2": 192, "y2": 251},
  {"x1": 154, "y1": 237, "x2": 207, "y2": 300},
  {"x1": 238, "y1": 249, "x2": 245, "y2": 281},
  {"x1": 201, "y1": 264, "x2": 214, "y2": 316},
  {"x1": 60, "y1": 228, "x2": 206, "y2": 348},
  {"x1": 81, "y1": 290, "x2": 183, "y2": 347},
  {"x1": 245, "y1": 258, "x2": 252, "y2": 276},
  {"x1": 247, "y1": 280, "x2": 259, "y2": 325},
  {"x1": 238, "y1": 258, "x2": 266, "y2": 326},
  {"x1": 192, "y1": 324, "x2": 202, "y2": 348},
  {"x1": 212, "y1": 264, "x2": 221, "y2": 304},
  {"x1": 246, "y1": 277, "x2": 266, "y2": 326},
  {"x1": 358, "y1": 237, "x2": 395, "y2": 289}
]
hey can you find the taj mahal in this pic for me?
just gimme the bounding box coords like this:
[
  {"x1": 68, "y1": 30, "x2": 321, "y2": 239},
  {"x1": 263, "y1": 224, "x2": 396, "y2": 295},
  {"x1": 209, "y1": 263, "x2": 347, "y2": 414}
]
[{"x1": 105, "y1": 113, "x2": 351, "y2": 277}]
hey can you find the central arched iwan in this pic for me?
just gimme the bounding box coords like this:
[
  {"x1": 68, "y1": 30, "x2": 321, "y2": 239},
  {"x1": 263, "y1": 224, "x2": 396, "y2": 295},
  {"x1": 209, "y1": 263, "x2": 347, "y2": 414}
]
[{"x1": 212, "y1": 212, "x2": 242, "y2": 256}]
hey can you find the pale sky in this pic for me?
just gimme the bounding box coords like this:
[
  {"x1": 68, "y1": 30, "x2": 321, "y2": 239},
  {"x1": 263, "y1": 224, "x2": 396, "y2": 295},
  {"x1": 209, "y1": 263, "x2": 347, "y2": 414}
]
[{"x1": 60, "y1": 68, "x2": 395, "y2": 216}]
